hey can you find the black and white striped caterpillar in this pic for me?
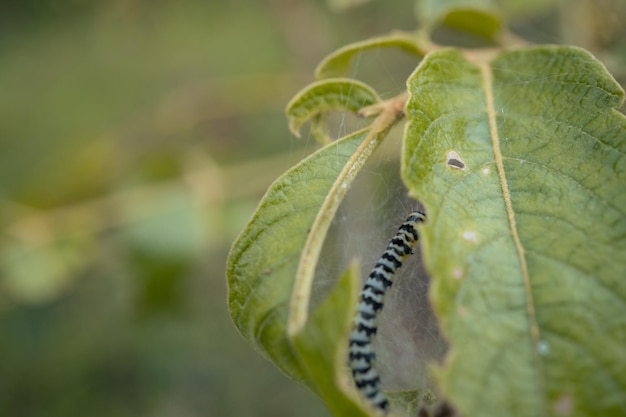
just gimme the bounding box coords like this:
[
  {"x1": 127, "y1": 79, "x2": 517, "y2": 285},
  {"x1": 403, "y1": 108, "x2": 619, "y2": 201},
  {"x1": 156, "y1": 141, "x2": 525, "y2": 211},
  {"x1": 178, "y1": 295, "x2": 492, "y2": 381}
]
[{"x1": 349, "y1": 210, "x2": 426, "y2": 413}]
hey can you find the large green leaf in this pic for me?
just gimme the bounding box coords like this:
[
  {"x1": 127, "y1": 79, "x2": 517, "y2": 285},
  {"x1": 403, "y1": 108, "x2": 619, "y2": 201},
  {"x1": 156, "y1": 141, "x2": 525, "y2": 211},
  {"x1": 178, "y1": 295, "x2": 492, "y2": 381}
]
[
  {"x1": 227, "y1": 125, "x2": 393, "y2": 397},
  {"x1": 403, "y1": 46, "x2": 626, "y2": 417}
]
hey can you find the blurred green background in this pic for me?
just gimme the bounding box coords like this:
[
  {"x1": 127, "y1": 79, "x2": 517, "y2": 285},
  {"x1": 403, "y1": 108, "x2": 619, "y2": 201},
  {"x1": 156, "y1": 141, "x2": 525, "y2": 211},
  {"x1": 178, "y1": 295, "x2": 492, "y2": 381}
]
[{"x1": 0, "y1": 1, "x2": 624, "y2": 417}]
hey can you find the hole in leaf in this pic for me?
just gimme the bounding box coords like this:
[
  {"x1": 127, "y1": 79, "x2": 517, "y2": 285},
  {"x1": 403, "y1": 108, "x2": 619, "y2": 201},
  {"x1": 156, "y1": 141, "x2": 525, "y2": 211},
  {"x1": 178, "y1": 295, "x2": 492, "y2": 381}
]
[{"x1": 445, "y1": 150, "x2": 466, "y2": 170}]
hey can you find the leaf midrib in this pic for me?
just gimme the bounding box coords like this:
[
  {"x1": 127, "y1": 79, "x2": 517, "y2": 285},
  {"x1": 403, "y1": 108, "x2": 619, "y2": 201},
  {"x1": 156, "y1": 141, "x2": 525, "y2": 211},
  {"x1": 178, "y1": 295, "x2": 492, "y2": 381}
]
[{"x1": 478, "y1": 60, "x2": 546, "y2": 414}]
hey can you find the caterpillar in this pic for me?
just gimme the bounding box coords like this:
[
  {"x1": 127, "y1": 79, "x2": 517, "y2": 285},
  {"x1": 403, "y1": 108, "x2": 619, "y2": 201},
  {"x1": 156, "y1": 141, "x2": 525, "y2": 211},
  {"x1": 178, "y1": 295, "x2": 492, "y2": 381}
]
[{"x1": 349, "y1": 210, "x2": 426, "y2": 413}]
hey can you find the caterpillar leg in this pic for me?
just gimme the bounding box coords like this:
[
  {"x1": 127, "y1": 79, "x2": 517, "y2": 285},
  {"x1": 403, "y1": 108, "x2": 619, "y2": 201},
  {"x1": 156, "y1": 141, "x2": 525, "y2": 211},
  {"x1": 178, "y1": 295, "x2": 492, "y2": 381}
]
[{"x1": 348, "y1": 211, "x2": 426, "y2": 413}]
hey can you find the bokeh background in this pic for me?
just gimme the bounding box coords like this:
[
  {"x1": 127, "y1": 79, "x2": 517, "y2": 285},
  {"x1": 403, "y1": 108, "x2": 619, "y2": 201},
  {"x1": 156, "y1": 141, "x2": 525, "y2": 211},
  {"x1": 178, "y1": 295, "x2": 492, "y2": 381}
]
[{"x1": 0, "y1": 1, "x2": 624, "y2": 417}]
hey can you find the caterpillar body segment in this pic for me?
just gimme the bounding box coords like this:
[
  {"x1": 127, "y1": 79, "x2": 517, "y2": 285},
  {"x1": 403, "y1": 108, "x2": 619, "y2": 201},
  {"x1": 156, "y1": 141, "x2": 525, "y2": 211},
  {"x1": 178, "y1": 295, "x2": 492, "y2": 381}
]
[{"x1": 348, "y1": 210, "x2": 426, "y2": 413}]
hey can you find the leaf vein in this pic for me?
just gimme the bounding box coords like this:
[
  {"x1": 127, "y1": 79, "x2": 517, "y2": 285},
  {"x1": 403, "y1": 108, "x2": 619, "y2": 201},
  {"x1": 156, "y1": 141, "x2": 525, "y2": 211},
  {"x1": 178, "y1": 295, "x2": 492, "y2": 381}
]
[{"x1": 481, "y1": 61, "x2": 546, "y2": 415}]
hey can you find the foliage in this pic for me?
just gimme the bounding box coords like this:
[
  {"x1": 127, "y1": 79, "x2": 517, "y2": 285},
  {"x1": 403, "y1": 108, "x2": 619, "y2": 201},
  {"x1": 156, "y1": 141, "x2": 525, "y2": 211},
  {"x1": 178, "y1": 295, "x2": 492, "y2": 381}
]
[
  {"x1": 0, "y1": 2, "x2": 348, "y2": 417},
  {"x1": 227, "y1": 1, "x2": 626, "y2": 417}
]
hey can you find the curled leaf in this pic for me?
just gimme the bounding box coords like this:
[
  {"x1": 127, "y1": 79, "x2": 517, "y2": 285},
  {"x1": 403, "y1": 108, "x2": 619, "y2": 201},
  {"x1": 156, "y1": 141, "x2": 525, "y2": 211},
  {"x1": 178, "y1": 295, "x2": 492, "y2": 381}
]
[
  {"x1": 315, "y1": 32, "x2": 425, "y2": 79},
  {"x1": 286, "y1": 78, "x2": 380, "y2": 138},
  {"x1": 227, "y1": 124, "x2": 394, "y2": 395}
]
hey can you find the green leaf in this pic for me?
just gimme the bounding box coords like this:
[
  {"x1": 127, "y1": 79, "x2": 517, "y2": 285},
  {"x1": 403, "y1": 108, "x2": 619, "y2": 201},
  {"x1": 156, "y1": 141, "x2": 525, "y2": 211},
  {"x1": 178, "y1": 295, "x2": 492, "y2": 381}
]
[
  {"x1": 439, "y1": 8, "x2": 502, "y2": 40},
  {"x1": 417, "y1": 0, "x2": 495, "y2": 20},
  {"x1": 315, "y1": 33, "x2": 425, "y2": 80},
  {"x1": 403, "y1": 46, "x2": 626, "y2": 417},
  {"x1": 285, "y1": 78, "x2": 380, "y2": 139},
  {"x1": 292, "y1": 261, "x2": 373, "y2": 417},
  {"x1": 416, "y1": 0, "x2": 502, "y2": 40},
  {"x1": 227, "y1": 125, "x2": 392, "y2": 390}
]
